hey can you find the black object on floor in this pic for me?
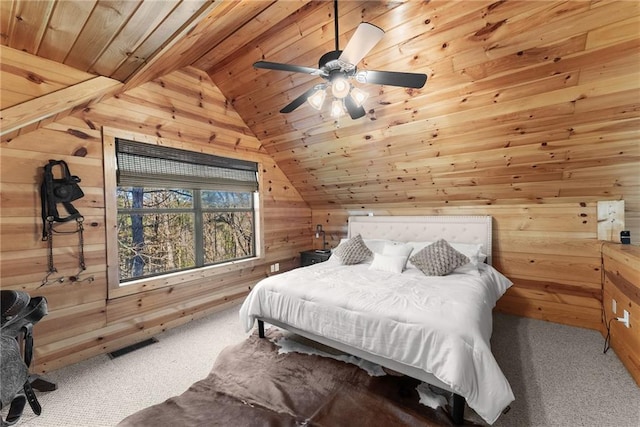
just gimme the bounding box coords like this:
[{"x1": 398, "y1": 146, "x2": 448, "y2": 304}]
[{"x1": 108, "y1": 338, "x2": 159, "y2": 359}]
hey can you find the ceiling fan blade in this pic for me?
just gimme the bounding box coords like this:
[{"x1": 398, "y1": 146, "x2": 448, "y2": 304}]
[
  {"x1": 357, "y1": 70, "x2": 427, "y2": 89},
  {"x1": 280, "y1": 86, "x2": 323, "y2": 113},
  {"x1": 254, "y1": 61, "x2": 322, "y2": 75},
  {"x1": 338, "y1": 23, "x2": 385, "y2": 67},
  {"x1": 344, "y1": 96, "x2": 366, "y2": 119}
]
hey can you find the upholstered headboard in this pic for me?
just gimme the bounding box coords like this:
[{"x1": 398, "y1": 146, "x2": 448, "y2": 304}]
[{"x1": 347, "y1": 215, "x2": 493, "y2": 265}]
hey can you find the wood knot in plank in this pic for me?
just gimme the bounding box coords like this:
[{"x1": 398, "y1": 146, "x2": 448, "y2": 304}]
[
  {"x1": 27, "y1": 72, "x2": 44, "y2": 84},
  {"x1": 473, "y1": 20, "x2": 506, "y2": 39},
  {"x1": 487, "y1": 0, "x2": 507, "y2": 13},
  {"x1": 66, "y1": 129, "x2": 90, "y2": 139},
  {"x1": 73, "y1": 147, "x2": 88, "y2": 157}
]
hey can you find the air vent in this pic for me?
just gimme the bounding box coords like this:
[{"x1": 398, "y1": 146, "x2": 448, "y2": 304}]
[{"x1": 108, "y1": 337, "x2": 159, "y2": 359}]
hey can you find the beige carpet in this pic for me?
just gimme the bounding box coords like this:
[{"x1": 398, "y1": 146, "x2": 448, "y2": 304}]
[
  {"x1": 4, "y1": 305, "x2": 639, "y2": 427},
  {"x1": 10, "y1": 304, "x2": 247, "y2": 427}
]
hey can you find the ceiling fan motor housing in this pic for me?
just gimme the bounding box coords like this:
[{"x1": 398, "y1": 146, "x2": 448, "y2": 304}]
[{"x1": 319, "y1": 50, "x2": 342, "y2": 69}]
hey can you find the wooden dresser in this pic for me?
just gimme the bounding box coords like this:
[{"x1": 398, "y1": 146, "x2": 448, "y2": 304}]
[{"x1": 602, "y1": 243, "x2": 640, "y2": 386}]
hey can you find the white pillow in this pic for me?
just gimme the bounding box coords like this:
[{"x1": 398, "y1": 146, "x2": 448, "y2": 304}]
[
  {"x1": 382, "y1": 243, "x2": 412, "y2": 270},
  {"x1": 369, "y1": 253, "x2": 407, "y2": 274},
  {"x1": 337, "y1": 239, "x2": 394, "y2": 252},
  {"x1": 449, "y1": 243, "x2": 486, "y2": 274},
  {"x1": 382, "y1": 242, "x2": 413, "y2": 257},
  {"x1": 449, "y1": 242, "x2": 485, "y2": 264},
  {"x1": 363, "y1": 239, "x2": 396, "y2": 255},
  {"x1": 334, "y1": 238, "x2": 398, "y2": 263}
]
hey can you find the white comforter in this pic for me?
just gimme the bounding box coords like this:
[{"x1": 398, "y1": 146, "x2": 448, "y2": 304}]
[{"x1": 239, "y1": 259, "x2": 515, "y2": 424}]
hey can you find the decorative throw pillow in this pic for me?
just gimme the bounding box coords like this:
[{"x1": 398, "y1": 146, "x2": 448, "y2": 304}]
[
  {"x1": 382, "y1": 243, "x2": 413, "y2": 258},
  {"x1": 333, "y1": 234, "x2": 373, "y2": 265},
  {"x1": 409, "y1": 239, "x2": 470, "y2": 276},
  {"x1": 381, "y1": 243, "x2": 412, "y2": 270},
  {"x1": 369, "y1": 253, "x2": 407, "y2": 274}
]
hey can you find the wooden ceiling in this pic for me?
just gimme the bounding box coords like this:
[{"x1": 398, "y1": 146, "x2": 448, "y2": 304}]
[{"x1": 1, "y1": 0, "x2": 638, "y2": 211}]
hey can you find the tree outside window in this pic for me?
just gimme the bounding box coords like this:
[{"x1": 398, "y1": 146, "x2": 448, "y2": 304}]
[
  {"x1": 115, "y1": 139, "x2": 258, "y2": 284},
  {"x1": 117, "y1": 188, "x2": 254, "y2": 282}
]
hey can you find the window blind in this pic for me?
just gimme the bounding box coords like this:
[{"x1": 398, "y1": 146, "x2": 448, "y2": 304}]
[{"x1": 116, "y1": 139, "x2": 258, "y2": 192}]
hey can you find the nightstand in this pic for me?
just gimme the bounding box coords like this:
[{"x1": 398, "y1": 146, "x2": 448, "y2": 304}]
[{"x1": 300, "y1": 250, "x2": 331, "y2": 267}]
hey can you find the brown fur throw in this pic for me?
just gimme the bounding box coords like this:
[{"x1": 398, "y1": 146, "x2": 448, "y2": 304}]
[{"x1": 119, "y1": 329, "x2": 470, "y2": 426}]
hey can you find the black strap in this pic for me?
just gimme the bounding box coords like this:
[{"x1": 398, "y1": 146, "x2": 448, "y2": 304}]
[
  {"x1": 41, "y1": 160, "x2": 83, "y2": 241},
  {"x1": 2, "y1": 393, "x2": 26, "y2": 426},
  {"x1": 40, "y1": 160, "x2": 86, "y2": 280},
  {"x1": 22, "y1": 323, "x2": 33, "y2": 368},
  {"x1": 23, "y1": 382, "x2": 41, "y2": 416},
  {"x1": 0, "y1": 383, "x2": 42, "y2": 426},
  {"x1": 40, "y1": 179, "x2": 49, "y2": 241}
]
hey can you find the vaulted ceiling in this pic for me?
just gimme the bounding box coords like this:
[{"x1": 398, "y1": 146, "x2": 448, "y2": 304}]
[{"x1": 1, "y1": 0, "x2": 638, "y2": 211}]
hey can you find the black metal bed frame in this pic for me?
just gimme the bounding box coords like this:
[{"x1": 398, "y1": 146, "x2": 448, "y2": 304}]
[{"x1": 257, "y1": 319, "x2": 465, "y2": 425}]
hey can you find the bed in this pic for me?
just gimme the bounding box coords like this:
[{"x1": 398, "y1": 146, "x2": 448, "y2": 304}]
[{"x1": 239, "y1": 215, "x2": 515, "y2": 425}]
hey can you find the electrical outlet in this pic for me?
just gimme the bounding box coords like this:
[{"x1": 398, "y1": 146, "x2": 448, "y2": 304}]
[
  {"x1": 612, "y1": 299, "x2": 617, "y2": 314},
  {"x1": 623, "y1": 310, "x2": 630, "y2": 328},
  {"x1": 269, "y1": 264, "x2": 274, "y2": 273},
  {"x1": 274, "y1": 263, "x2": 280, "y2": 272},
  {"x1": 617, "y1": 310, "x2": 630, "y2": 328}
]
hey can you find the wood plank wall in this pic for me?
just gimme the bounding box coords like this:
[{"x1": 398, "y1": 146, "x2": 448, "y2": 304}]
[
  {"x1": 0, "y1": 55, "x2": 312, "y2": 373},
  {"x1": 602, "y1": 243, "x2": 640, "y2": 386},
  {"x1": 212, "y1": 0, "x2": 640, "y2": 250},
  {"x1": 312, "y1": 204, "x2": 607, "y2": 331}
]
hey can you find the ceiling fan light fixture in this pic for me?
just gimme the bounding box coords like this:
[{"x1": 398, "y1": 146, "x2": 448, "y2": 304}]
[
  {"x1": 355, "y1": 70, "x2": 367, "y2": 84},
  {"x1": 331, "y1": 77, "x2": 350, "y2": 99},
  {"x1": 350, "y1": 87, "x2": 368, "y2": 107},
  {"x1": 330, "y1": 99, "x2": 345, "y2": 118},
  {"x1": 253, "y1": 0, "x2": 428, "y2": 120},
  {"x1": 307, "y1": 89, "x2": 326, "y2": 110}
]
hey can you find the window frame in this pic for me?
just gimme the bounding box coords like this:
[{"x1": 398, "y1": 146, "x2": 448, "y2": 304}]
[
  {"x1": 116, "y1": 188, "x2": 256, "y2": 282},
  {"x1": 103, "y1": 128, "x2": 264, "y2": 300}
]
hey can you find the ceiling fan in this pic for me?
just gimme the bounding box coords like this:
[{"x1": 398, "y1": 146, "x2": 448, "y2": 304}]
[{"x1": 253, "y1": 0, "x2": 428, "y2": 120}]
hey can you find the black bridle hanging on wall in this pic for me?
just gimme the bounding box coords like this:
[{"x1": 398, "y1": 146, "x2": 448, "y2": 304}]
[{"x1": 39, "y1": 160, "x2": 90, "y2": 286}]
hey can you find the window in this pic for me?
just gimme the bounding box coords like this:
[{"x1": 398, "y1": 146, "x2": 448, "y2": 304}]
[{"x1": 115, "y1": 139, "x2": 258, "y2": 283}]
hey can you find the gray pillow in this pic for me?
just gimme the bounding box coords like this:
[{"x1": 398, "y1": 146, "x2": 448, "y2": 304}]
[
  {"x1": 333, "y1": 234, "x2": 372, "y2": 265},
  {"x1": 409, "y1": 239, "x2": 470, "y2": 276}
]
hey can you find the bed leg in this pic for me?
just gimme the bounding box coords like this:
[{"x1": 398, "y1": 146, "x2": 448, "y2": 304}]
[
  {"x1": 451, "y1": 393, "x2": 465, "y2": 425},
  {"x1": 258, "y1": 320, "x2": 265, "y2": 338}
]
